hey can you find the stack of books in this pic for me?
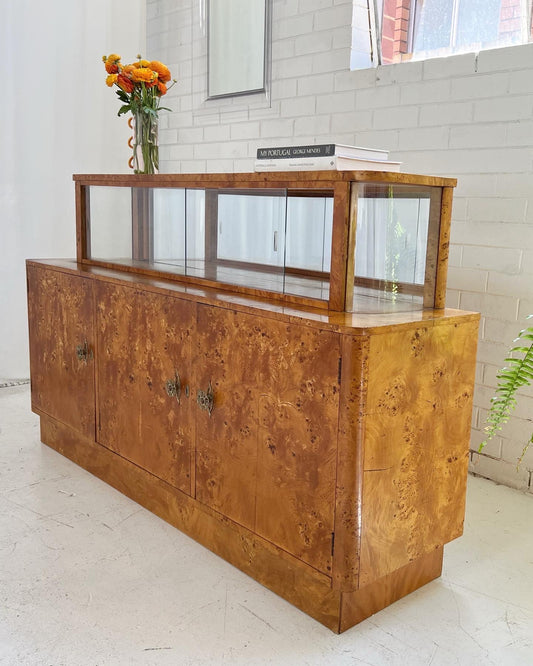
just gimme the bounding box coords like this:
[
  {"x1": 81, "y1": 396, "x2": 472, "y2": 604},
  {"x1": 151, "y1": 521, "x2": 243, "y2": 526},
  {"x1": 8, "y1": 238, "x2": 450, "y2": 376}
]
[{"x1": 254, "y1": 143, "x2": 401, "y2": 172}]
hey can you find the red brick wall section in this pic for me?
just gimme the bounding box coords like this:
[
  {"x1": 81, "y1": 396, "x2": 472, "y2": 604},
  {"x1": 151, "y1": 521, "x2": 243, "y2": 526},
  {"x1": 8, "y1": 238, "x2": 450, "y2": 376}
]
[
  {"x1": 499, "y1": 0, "x2": 523, "y2": 40},
  {"x1": 381, "y1": 0, "x2": 412, "y2": 63},
  {"x1": 381, "y1": 0, "x2": 397, "y2": 62}
]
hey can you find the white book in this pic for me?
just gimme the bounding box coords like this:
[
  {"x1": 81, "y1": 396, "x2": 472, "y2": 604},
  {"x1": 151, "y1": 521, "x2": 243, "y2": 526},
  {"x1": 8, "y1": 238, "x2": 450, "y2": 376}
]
[
  {"x1": 256, "y1": 143, "x2": 389, "y2": 161},
  {"x1": 254, "y1": 154, "x2": 402, "y2": 172}
]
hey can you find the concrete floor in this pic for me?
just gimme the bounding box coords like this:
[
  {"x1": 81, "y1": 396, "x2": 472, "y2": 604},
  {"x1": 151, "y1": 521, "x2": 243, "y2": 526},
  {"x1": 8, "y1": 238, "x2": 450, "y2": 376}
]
[{"x1": 1, "y1": 383, "x2": 532, "y2": 666}]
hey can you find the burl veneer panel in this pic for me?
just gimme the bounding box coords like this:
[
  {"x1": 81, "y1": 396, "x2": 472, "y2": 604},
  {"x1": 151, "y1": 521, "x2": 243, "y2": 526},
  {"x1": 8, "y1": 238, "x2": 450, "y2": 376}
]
[
  {"x1": 40, "y1": 411, "x2": 447, "y2": 634},
  {"x1": 195, "y1": 305, "x2": 341, "y2": 574},
  {"x1": 39, "y1": 415, "x2": 342, "y2": 632},
  {"x1": 332, "y1": 334, "x2": 369, "y2": 591},
  {"x1": 96, "y1": 282, "x2": 196, "y2": 494},
  {"x1": 339, "y1": 546, "x2": 444, "y2": 633},
  {"x1": 255, "y1": 316, "x2": 341, "y2": 575},
  {"x1": 27, "y1": 264, "x2": 95, "y2": 439},
  {"x1": 359, "y1": 317, "x2": 479, "y2": 586}
]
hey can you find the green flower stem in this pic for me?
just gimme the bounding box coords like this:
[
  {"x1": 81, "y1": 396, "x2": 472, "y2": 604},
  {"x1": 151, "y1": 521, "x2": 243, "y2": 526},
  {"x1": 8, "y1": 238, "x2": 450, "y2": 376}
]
[{"x1": 133, "y1": 109, "x2": 158, "y2": 174}]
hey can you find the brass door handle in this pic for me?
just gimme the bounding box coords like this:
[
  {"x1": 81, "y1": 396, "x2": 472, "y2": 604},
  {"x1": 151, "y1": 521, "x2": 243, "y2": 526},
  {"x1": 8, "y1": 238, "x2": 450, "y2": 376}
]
[
  {"x1": 165, "y1": 371, "x2": 181, "y2": 404},
  {"x1": 197, "y1": 381, "x2": 214, "y2": 416},
  {"x1": 75, "y1": 340, "x2": 93, "y2": 364}
]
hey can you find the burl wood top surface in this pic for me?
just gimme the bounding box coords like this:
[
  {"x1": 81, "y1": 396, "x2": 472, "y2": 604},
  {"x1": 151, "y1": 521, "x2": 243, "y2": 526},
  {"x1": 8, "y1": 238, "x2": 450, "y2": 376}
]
[
  {"x1": 73, "y1": 171, "x2": 457, "y2": 188},
  {"x1": 27, "y1": 259, "x2": 478, "y2": 335}
]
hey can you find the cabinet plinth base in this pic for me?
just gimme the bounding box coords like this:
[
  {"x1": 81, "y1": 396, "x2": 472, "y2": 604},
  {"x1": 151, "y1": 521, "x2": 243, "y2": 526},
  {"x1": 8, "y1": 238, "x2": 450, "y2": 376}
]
[{"x1": 39, "y1": 414, "x2": 443, "y2": 634}]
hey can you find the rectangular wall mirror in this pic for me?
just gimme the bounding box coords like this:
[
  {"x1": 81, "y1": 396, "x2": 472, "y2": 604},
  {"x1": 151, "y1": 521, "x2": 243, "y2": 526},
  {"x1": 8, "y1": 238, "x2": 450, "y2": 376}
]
[{"x1": 207, "y1": 0, "x2": 267, "y2": 98}]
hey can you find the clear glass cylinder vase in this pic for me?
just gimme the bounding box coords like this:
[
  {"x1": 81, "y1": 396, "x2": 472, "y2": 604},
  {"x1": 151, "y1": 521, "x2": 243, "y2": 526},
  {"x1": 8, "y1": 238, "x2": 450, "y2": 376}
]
[{"x1": 132, "y1": 110, "x2": 159, "y2": 174}]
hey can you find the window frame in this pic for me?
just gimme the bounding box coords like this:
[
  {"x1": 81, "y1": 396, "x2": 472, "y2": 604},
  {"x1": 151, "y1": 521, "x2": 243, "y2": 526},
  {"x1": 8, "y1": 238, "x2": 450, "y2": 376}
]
[{"x1": 354, "y1": 0, "x2": 533, "y2": 69}]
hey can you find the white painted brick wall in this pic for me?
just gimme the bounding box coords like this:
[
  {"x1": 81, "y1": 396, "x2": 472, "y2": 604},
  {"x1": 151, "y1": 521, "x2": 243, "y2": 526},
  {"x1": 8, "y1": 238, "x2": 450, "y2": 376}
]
[
  {"x1": 148, "y1": 0, "x2": 533, "y2": 493},
  {"x1": 462, "y1": 247, "x2": 522, "y2": 274}
]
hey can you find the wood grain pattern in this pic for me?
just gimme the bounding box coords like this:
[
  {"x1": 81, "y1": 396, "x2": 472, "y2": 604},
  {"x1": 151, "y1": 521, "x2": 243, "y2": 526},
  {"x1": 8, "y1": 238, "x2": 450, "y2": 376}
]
[
  {"x1": 80, "y1": 256, "x2": 331, "y2": 312},
  {"x1": 96, "y1": 282, "x2": 195, "y2": 494},
  {"x1": 39, "y1": 414, "x2": 342, "y2": 632},
  {"x1": 339, "y1": 546, "x2": 443, "y2": 633},
  {"x1": 39, "y1": 413, "x2": 445, "y2": 633},
  {"x1": 194, "y1": 305, "x2": 260, "y2": 530},
  {"x1": 434, "y1": 186, "x2": 454, "y2": 308},
  {"x1": 358, "y1": 317, "x2": 479, "y2": 586},
  {"x1": 27, "y1": 264, "x2": 95, "y2": 439},
  {"x1": 423, "y1": 188, "x2": 443, "y2": 308},
  {"x1": 343, "y1": 184, "x2": 358, "y2": 313},
  {"x1": 73, "y1": 172, "x2": 457, "y2": 188},
  {"x1": 27, "y1": 259, "x2": 479, "y2": 337},
  {"x1": 195, "y1": 305, "x2": 340, "y2": 573},
  {"x1": 75, "y1": 182, "x2": 89, "y2": 263},
  {"x1": 254, "y1": 319, "x2": 340, "y2": 574},
  {"x1": 328, "y1": 181, "x2": 352, "y2": 312},
  {"x1": 332, "y1": 334, "x2": 369, "y2": 591}
]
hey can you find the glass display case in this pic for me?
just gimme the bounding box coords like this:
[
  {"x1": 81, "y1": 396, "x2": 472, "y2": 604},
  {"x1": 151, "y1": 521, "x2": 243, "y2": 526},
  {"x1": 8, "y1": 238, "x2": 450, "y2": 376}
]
[{"x1": 75, "y1": 171, "x2": 455, "y2": 313}]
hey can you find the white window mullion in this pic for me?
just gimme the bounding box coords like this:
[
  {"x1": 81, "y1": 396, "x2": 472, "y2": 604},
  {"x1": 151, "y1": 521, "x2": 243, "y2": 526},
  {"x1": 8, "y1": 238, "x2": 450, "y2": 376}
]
[
  {"x1": 368, "y1": 0, "x2": 382, "y2": 66},
  {"x1": 450, "y1": 0, "x2": 461, "y2": 48}
]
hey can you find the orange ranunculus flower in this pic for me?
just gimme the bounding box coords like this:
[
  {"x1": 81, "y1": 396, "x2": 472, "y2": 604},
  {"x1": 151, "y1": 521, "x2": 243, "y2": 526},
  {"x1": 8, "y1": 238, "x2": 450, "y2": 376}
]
[
  {"x1": 122, "y1": 64, "x2": 135, "y2": 75},
  {"x1": 106, "y1": 74, "x2": 118, "y2": 87},
  {"x1": 156, "y1": 80, "x2": 167, "y2": 95},
  {"x1": 104, "y1": 53, "x2": 121, "y2": 74},
  {"x1": 117, "y1": 73, "x2": 134, "y2": 93},
  {"x1": 150, "y1": 61, "x2": 171, "y2": 83},
  {"x1": 133, "y1": 59, "x2": 151, "y2": 68},
  {"x1": 131, "y1": 67, "x2": 156, "y2": 83}
]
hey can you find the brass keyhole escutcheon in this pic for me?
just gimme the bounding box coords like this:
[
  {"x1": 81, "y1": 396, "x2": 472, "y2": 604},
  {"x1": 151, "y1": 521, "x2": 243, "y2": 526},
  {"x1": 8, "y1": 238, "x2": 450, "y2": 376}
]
[
  {"x1": 197, "y1": 381, "x2": 214, "y2": 416},
  {"x1": 75, "y1": 340, "x2": 93, "y2": 364},
  {"x1": 165, "y1": 371, "x2": 181, "y2": 404}
]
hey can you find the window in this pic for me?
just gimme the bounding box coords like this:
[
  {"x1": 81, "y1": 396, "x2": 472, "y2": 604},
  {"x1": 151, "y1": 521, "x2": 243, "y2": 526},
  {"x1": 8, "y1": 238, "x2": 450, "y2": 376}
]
[{"x1": 352, "y1": 0, "x2": 533, "y2": 67}]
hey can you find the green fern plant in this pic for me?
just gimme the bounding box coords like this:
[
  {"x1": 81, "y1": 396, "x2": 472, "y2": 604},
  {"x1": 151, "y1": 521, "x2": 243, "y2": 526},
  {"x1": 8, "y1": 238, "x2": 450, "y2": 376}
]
[{"x1": 480, "y1": 315, "x2": 533, "y2": 466}]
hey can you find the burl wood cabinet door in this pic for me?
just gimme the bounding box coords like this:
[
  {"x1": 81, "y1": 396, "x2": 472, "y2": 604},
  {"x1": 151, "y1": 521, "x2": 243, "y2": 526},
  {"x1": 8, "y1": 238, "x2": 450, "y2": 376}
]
[
  {"x1": 27, "y1": 265, "x2": 96, "y2": 439},
  {"x1": 359, "y1": 318, "x2": 479, "y2": 586},
  {"x1": 195, "y1": 305, "x2": 341, "y2": 574},
  {"x1": 96, "y1": 283, "x2": 195, "y2": 495}
]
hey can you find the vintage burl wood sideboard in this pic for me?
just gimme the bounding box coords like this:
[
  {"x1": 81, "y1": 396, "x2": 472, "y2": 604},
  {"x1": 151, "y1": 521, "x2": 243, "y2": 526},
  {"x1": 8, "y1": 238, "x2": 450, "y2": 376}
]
[{"x1": 26, "y1": 171, "x2": 479, "y2": 633}]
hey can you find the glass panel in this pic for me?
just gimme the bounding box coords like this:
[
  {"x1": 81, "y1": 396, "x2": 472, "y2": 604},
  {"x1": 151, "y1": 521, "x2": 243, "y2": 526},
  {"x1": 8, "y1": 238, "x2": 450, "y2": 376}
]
[
  {"x1": 354, "y1": 183, "x2": 438, "y2": 312},
  {"x1": 88, "y1": 186, "x2": 132, "y2": 261},
  {"x1": 200, "y1": 189, "x2": 286, "y2": 292},
  {"x1": 86, "y1": 185, "x2": 332, "y2": 303},
  {"x1": 456, "y1": 0, "x2": 501, "y2": 47},
  {"x1": 152, "y1": 188, "x2": 186, "y2": 269},
  {"x1": 412, "y1": 0, "x2": 453, "y2": 52},
  {"x1": 216, "y1": 191, "x2": 286, "y2": 267},
  {"x1": 283, "y1": 194, "x2": 332, "y2": 301},
  {"x1": 184, "y1": 189, "x2": 206, "y2": 275},
  {"x1": 285, "y1": 196, "x2": 333, "y2": 272}
]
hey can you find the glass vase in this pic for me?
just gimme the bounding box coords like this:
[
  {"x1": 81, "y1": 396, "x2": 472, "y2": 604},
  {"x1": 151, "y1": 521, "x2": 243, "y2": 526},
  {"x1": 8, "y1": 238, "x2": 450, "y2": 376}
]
[{"x1": 132, "y1": 110, "x2": 159, "y2": 174}]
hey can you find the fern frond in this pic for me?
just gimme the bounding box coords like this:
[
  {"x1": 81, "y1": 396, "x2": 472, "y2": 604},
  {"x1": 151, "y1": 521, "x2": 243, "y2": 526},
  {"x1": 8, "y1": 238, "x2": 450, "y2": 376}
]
[{"x1": 480, "y1": 320, "x2": 533, "y2": 452}]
